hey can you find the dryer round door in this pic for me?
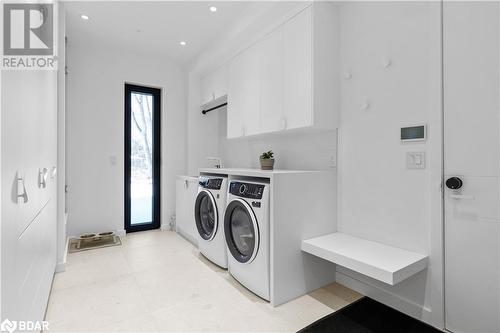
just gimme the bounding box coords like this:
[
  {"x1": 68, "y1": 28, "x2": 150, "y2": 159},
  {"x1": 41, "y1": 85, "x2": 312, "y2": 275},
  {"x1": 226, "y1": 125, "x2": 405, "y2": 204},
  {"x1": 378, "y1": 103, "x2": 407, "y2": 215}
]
[
  {"x1": 224, "y1": 198, "x2": 259, "y2": 264},
  {"x1": 194, "y1": 190, "x2": 218, "y2": 241}
]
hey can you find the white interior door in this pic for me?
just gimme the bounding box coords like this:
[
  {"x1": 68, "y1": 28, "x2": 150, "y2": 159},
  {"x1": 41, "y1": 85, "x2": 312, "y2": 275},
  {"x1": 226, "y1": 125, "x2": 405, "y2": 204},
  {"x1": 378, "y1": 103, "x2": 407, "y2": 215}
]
[
  {"x1": 1, "y1": 71, "x2": 57, "y2": 322},
  {"x1": 444, "y1": 2, "x2": 500, "y2": 332}
]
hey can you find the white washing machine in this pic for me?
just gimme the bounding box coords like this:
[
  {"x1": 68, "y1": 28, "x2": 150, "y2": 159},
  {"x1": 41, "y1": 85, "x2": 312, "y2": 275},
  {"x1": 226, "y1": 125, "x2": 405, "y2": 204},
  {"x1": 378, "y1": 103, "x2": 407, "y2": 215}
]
[
  {"x1": 224, "y1": 180, "x2": 270, "y2": 301},
  {"x1": 194, "y1": 176, "x2": 228, "y2": 268}
]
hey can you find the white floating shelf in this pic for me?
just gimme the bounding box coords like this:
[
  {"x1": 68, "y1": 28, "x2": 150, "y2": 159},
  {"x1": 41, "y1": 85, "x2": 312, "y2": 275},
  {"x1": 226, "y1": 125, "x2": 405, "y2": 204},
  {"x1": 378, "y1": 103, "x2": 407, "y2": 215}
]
[{"x1": 301, "y1": 233, "x2": 428, "y2": 285}]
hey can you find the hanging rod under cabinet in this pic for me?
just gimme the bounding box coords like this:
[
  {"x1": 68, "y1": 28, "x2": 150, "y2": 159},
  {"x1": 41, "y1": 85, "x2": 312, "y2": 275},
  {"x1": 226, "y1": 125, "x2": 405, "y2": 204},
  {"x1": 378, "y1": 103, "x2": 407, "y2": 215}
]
[{"x1": 201, "y1": 102, "x2": 227, "y2": 115}]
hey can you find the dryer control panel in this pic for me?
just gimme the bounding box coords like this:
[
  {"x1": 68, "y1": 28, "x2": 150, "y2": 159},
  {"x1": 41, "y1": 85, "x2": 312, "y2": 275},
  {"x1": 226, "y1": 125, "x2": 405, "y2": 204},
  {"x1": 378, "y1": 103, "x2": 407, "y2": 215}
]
[
  {"x1": 229, "y1": 182, "x2": 265, "y2": 199},
  {"x1": 199, "y1": 177, "x2": 223, "y2": 190}
]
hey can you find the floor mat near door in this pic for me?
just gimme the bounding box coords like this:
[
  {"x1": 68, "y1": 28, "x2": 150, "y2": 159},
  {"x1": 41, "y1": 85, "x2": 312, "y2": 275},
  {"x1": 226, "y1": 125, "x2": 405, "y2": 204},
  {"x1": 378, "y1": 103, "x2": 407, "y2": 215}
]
[
  {"x1": 298, "y1": 297, "x2": 442, "y2": 333},
  {"x1": 69, "y1": 235, "x2": 122, "y2": 253}
]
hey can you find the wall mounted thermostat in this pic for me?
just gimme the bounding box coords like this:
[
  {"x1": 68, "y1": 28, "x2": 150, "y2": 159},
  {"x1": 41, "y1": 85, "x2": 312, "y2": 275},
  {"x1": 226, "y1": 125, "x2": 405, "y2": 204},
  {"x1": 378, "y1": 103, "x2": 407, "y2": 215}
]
[{"x1": 401, "y1": 125, "x2": 426, "y2": 142}]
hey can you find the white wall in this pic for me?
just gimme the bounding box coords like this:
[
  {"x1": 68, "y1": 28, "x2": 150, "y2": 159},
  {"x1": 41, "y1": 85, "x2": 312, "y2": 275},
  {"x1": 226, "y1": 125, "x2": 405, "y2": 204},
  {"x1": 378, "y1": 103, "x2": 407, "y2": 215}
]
[
  {"x1": 218, "y1": 111, "x2": 337, "y2": 171},
  {"x1": 186, "y1": 71, "x2": 219, "y2": 175},
  {"x1": 66, "y1": 42, "x2": 187, "y2": 237},
  {"x1": 336, "y1": 2, "x2": 443, "y2": 327}
]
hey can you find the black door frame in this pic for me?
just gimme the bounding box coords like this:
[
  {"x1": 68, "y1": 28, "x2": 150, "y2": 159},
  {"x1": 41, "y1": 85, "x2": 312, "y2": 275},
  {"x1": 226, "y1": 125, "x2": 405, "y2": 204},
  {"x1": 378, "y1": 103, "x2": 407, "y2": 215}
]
[{"x1": 124, "y1": 83, "x2": 161, "y2": 233}]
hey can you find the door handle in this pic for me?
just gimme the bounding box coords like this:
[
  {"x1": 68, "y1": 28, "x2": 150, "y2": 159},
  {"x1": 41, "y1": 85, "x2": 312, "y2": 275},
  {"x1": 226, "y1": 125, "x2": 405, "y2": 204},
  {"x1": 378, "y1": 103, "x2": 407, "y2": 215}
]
[
  {"x1": 446, "y1": 177, "x2": 463, "y2": 190},
  {"x1": 450, "y1": 194, "x2": 475, "y2": 200}
]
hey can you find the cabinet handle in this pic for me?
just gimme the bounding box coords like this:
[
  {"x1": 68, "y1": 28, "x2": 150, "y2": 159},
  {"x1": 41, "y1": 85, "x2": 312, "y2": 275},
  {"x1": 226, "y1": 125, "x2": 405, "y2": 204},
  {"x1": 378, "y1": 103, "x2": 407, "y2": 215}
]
[
  {"x1": 282, "y1": 117, "x2": 287, "y2": 130},
  {"x1": 241, "y1": 126, "x2": 246, "y2": 137},
  {"x1": 16, "y1": 173, "x2": 28, "y2": 203}
]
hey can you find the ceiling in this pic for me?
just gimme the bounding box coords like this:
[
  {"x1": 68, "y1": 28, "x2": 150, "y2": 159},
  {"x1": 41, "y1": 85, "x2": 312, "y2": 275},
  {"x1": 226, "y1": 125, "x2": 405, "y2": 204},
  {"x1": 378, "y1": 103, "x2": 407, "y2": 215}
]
[{"x1": 65, "y1": 1, "x2": 262, "y2": 66}]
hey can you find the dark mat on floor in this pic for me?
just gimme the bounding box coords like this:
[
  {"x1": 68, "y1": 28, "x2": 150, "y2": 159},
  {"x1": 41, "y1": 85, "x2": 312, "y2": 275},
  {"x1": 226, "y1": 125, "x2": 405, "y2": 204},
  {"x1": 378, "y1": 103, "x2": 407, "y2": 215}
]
[{"x1": 298, "y1": 297, "x2": 442, "y2": 333}]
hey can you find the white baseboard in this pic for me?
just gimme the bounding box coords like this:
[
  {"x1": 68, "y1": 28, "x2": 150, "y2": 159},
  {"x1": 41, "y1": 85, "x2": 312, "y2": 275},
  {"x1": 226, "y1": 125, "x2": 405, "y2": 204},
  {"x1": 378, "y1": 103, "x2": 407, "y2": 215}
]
[
  {"x1": 336, "y1": 270, "x2": 432, "y2": 324},
  {"x1": 115, "y1": 229, "x2": 126, "y2": 237},
  {"x1": 55, "y1": 236, "x2": 70, "y2": 273}
]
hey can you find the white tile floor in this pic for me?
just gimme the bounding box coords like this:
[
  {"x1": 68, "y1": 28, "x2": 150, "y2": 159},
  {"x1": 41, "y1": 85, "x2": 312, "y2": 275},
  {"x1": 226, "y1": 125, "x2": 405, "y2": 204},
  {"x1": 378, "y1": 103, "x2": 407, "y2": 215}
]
[{"x1": 46, "y1": 230, "x2": 361, "y2": 332}]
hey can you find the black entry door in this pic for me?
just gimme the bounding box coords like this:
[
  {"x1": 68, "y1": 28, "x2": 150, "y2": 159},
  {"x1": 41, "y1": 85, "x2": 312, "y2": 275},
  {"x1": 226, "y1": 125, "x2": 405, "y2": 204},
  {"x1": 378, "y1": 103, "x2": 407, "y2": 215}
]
[{"x1": 124, "y1": 84, "x2": 161, "y2": 233}]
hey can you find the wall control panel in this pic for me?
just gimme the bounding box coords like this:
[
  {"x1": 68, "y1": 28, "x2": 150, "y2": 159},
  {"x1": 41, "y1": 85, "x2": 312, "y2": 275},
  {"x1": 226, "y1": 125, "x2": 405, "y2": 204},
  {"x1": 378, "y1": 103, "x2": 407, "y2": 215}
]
[
  {"x1": 199, "y1": 177, "x2": 223, "y2": 190},
  {"x1": 401, "y1": 125, "x2": 426, "y2": 142},
  {"x1": 229, "y1": 182, "x2": 265, "y2": 199}
]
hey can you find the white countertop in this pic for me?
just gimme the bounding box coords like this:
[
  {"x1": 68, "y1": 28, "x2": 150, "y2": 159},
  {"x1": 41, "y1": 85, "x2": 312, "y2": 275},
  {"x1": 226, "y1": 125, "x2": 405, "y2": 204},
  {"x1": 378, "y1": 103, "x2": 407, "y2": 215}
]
[
  {"x1": 176, "y1": 175, "x2": 198, "y2": 181},
  {"x1": 199, "y1": 168, "x2": 322, "y2": 178}
]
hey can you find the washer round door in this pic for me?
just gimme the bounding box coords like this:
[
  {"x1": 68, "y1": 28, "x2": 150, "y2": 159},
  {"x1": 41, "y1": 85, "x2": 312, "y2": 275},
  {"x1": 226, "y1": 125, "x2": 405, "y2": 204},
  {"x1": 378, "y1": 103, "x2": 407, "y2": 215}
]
[
  {"x1": 224, "y1": 198, "x2": 259, "y2": 264},
  {"x1": 194, "y1": 190, "x2": 218, "y2": 241}
]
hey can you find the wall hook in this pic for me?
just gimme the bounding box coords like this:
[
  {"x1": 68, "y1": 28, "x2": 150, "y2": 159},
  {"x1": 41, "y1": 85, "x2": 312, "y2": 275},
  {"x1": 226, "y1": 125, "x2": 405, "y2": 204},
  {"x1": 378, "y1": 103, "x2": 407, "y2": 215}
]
[
  {"x1": 361, "y1": 99, "x2": 370, "y2": 110},
  {"x1": 16, "y1": 173, "x2": 28, "y2": 203},
  {"x1": 383, "y1": 58, "x2": 392, "y2": 69},
  {"x1": 38, "y1": 168, "x2": 48, "y2": 188}
]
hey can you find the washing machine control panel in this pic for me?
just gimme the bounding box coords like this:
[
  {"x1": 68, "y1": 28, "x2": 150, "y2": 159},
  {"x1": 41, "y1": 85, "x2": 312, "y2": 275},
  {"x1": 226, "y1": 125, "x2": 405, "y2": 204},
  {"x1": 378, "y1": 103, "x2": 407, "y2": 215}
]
[
  {"x1": 229, "y1": 182, "x2": 265, "y2": 199},
  {"x1": 199, "y1": 177, "x2": 224, "y2": 190}
]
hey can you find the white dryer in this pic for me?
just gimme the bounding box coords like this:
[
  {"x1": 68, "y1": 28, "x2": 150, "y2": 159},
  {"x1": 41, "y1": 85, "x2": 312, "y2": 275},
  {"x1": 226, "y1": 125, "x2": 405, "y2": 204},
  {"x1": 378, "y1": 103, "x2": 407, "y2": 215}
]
[
  {"x1": 194, "y1": 176, "x2": 228, "y2": 268},
  {"x1": 224, "y1": 180, "x2": 270, "y2": 301}
]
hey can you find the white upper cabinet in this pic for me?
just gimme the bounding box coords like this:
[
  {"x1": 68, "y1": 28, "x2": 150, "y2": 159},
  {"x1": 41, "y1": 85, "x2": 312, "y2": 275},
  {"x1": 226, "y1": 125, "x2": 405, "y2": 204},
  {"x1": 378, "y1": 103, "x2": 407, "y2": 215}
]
[
  {"x1": 225, "y1": 3, "x2": 338, "y2": 138},
  {"x1": 283, "y1": 7, "x2": 313, "y2": 130},
  {"x1": 260, "y1": 27, "x2": 285, "y2": 133},
  {"x1": 201, "y1": 63, "x2": 228, "y2": 105},
  {"x1": 228, "y1": 42, "x2": 261, "y2": 138}
]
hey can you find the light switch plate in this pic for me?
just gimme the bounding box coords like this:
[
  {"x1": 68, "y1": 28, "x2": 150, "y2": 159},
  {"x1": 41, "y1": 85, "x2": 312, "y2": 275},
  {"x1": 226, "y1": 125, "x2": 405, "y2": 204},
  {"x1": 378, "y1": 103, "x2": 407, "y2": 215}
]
[
  {"x1": 329, "y1": 154, "x2": 337, "y2": 168},
  {"x1": 406, "y1": 152, "x2": 425, "y2": 169}
]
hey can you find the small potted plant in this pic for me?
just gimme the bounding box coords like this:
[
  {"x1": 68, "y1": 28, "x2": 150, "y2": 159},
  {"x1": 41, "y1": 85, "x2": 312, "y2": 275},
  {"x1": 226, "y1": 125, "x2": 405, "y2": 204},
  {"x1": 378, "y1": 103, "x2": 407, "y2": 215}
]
[{"x1": 260, "y1": 150, "x2": 275, "y2": 170}]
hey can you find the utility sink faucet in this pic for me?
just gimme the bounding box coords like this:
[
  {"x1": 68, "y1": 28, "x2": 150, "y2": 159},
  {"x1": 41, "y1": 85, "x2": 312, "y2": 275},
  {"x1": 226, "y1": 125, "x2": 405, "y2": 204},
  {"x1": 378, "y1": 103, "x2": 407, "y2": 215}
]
[{"x1": 206, "y1": 156, "x2": 223, "y2": 169}]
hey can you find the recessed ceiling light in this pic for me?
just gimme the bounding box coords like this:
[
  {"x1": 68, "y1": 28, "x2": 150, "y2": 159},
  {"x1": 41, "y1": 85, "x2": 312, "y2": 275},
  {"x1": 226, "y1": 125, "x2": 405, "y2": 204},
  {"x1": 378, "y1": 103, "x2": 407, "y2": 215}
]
[
  {"x1": 80, "y1": 14, "x2": 89, "y2": 20},
  {"x1": 180, "y1": 41, "x2": 187, "y2": 46},
  {"x1": 209, "y1": 6, "x2": 217, "y2": 12}
]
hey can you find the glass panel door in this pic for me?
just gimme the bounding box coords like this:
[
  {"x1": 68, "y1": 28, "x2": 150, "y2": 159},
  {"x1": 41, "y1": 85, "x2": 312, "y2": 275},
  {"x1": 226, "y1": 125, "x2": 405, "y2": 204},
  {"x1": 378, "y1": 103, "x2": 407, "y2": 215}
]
[{"x1": 125, "y1": 84, "x2": 161, "y2": 232}]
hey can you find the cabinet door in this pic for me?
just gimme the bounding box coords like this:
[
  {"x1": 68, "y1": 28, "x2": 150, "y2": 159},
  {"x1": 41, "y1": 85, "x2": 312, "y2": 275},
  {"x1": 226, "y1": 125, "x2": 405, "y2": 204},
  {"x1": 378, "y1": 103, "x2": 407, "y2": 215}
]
[
  {"x1": 228, "y1": 44, "x2": 261, "y2": 138},
  {"x1": 212, "y1": 64, "x2": 228, "y2": 100},
  {"x1": 201, "y1": 64, "x2": 228, "y2": 105},
  {"x1": 1, "y1": 70, "x2": 57, "y2": 323},
  {"x1": 175, "y1": 179, "x2": 198, "y2": 245},
  {"x1": 259, "y1": 27, "x2": 284, "y2": 133},
  {"x1": 228, "y1": 54, "x2": 245, "y2": 138},
  {"x1": 283, "y1": 7, "x2": 313, "y2": 129}
]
